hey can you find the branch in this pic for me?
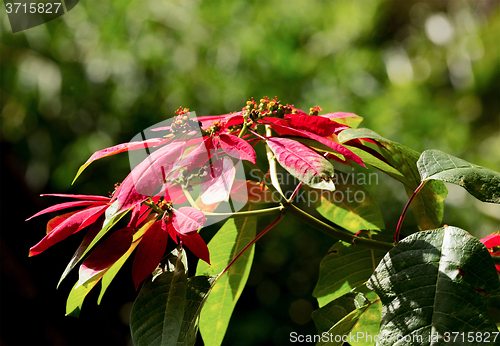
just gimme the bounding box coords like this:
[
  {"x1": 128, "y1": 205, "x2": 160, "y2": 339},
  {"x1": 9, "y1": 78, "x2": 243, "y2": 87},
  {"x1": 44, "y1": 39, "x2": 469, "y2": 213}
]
[{"x1": 285, "y1": 203, "x2": 394, "y2": 252}]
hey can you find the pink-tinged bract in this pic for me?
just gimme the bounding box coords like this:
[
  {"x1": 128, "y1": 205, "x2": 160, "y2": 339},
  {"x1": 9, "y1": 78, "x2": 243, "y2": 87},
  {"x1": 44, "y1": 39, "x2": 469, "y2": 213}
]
[{"x1": 171, "y1": 207, "x2": 206, "y2": 236}]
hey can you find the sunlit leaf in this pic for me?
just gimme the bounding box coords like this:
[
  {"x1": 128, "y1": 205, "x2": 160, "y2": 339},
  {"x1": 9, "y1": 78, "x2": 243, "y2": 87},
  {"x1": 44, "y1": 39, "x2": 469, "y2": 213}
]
[
  {"x1": 306, "y1": 170, "x2": 385, "y2": 234},
  {"x1": 339, "y1": 128, "x2": 447, "y2": 231},
  {"x1": 320, "y1": 112, "x2": 364, "y2": 129},
  {"x1": 418, "y1": 149, "x2": 500, "y2": 203},
  {"x1": 196, "y1": 211, "x2": 257, "y2": 346},
  {"x1": 267, "y1": 137, "x2": 336, "y2": 191}
]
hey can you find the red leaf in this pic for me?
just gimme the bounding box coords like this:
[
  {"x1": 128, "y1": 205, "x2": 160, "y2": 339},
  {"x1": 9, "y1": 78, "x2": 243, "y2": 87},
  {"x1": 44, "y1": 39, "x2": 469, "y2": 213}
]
[
  {"x1": 40, "y1": 194, "x2": 111, "y2": 201},
  {"x1": 26, "y1": 200, "x2": 103, "y2": 221},
  {"x1": 285, "y1": 114, "x2": 347, "y2": 137},
  {"x1": 181, "y1": 232, "x2": 210, "y2": 265},
  {"x1": 73, "y1": 139, "x2": 163, "y2": 183},
  {"x1": 171, "y1": 207, "x2": 206, "y2": 236},
  {"x1": 78, "y1": 227, "x2": 133, "y2": 286},
  {"x1": 200, "y1": 157, "x2": 237, "y2": 205},
  {"x1": 29, "y1": 205, "x2": 108, "y2": 257},
  {"x1": 263, "y1": 117, "x2": 365, "y2": 167},
  {"x1": 114, "y1": 141, "x2": 185, "y2": 212},
  {"x1": 266, "y1": 137, "x2": 336, "y2": 191},
  {"x1": 480, "y1": 234, "x2": 500, "y2": 248},
  {"x1": 132, "y1": 221, "x2": 169, "y2": 289},
  {"x1": 175, "y1": 137, "x2": 215, "y2": 169},
  {"x1": 46, "y1": 210, "x2": 79, "y2": 234},
  {"x1": 217, "y1": 134, "x2": 257, "y2": 164}
]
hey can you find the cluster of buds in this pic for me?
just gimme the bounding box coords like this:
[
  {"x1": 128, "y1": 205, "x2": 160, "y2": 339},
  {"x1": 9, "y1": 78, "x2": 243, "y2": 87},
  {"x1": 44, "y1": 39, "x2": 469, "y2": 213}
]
[
  {"x1": 156, "y1": 199, "x2": 173, "y2": 215},
  {"x1": 243, "y1": 96, "x2": 297, "y2": 122},
  {"x1": 309, "y1": 105, "x2": 323, "y2": 116},
  {"x1": 171, "y1": 107, "x2": 201, "y2": 134}
]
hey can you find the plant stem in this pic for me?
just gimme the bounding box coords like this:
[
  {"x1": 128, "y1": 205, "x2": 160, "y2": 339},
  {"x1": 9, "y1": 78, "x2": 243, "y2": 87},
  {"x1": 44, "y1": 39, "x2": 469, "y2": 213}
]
[
  {"x1": 287, "y1": 182, "x2": 303, "y2": 203},
  {"x1": 204, "y1": 206, "x2": 283, "y2": 218},
  {"x1": 142, "y1": 200, "x2": 163, "y2": 214},
  {"x1": 219, "y1": 213, "x2": 285, "y2": 277},
  {"x1": 394, "y1": 181, "x2": 426, "y2": 243},
  {"x1": 181, "y1": 187, "x2": 201, "y2": 210},
  {"x1": 265, "y1": 125, "x2": 285, "y2": 198},
  {"x1": 285, "y1": 203, "x2": 394, "y2": 252}
]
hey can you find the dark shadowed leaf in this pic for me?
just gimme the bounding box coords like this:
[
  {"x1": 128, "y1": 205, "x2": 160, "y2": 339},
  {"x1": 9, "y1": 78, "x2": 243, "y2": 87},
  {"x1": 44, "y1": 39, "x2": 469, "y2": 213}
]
[
  {"x1": 367, "y1": 227, "x2": 500, "y2": 345},
  {"x1": 417, "y1": 149, "x2": 500, "y2": 203},
  {"x1": 130, "y1": 248, "x2": 188, "y2": 346},
  {"x1": 178, "y1": 275, "x2": 217, "y2": 346}
]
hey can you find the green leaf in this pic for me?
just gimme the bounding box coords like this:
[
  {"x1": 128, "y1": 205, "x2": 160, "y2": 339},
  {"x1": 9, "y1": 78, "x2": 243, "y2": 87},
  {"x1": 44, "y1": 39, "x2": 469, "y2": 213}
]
[
  {"x1": 313, "y1": 230, "x2": 392, "y2": 307},
  {"x1": 178, "y1": 275, "x2": 218, "y2": 346},
  {"x1": 312, "y1": 292, "x2": 371, "y2": 346},
  {"x1": 65, "y1": 275, "x2": 102, "y2": 317},
  {"x1": 367, "y1": 227, "x2": 500, "y2": 345},
  {"x1": 417, "y1": 149, "x2": 500, "y2": 203},
  {"x1": 195, "y1": 213, "x2": 257, "y2": 346},
  {"x1": 306, "y1": 171, "x2": 385, "y2": 234},
  {"x1": 130, "y1": 248, "x2": 188, "y2": 346},
  {"x1": 339, "y1": 128, "x2": 447, "y2": 231}
]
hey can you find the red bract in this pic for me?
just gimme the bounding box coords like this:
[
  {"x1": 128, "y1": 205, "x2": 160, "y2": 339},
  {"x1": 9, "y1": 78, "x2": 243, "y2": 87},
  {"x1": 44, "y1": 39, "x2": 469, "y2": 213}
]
[
  {"x1": 27, "y1": 195, "x2": 110, "y2": 256},
  {"x1": 263, "y1": 117, "x2": 365, "y2": 167},
  {"x1": 480, "y1": 233, "x2": 500, "y2": 273},
  {"x1": 78, "y1": 227, "x2": 134, "y2": 286},
  {"x1": 113, "y1": 141, "x2": 186, "y2": 212},
  {"x1": 132, "y1": 220, "x2": 169, "y2": 289}
]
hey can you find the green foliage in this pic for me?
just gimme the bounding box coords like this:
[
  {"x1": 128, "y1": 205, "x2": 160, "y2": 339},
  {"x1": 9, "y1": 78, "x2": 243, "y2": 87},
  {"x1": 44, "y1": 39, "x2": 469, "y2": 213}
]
[
  {"x1": 130, "y1": 248, "x2": 217, "y2": 346},
  {"x1": 195, "y1": 213, "x2": 257, "y2": 346},
  {"x1": 6, "y1": 1, "x2": 500, "y2": 345},
  {"x1": 367, "y1": 227, "x2": 500, "y2": 345},
  {"x1": 312, "y1": 292, "x2": 371, "y2": 346},
  {"x1": 418, "y1": 149, "x2": 500, "y2": 203}
]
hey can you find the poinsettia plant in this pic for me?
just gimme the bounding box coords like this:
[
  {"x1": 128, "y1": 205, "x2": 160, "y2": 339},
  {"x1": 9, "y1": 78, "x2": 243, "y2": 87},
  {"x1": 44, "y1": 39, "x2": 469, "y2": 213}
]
[{"x1": 28, "y1": 97, "x2": 500, "y2": 345}]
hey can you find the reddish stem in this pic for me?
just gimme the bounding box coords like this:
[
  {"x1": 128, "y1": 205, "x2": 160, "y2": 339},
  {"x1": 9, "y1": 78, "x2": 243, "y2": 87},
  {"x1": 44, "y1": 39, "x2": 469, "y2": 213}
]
[
  {"x1": 394, "y1": 181, "x2": 426, "y2": 243},
  {"x1": 219, "y1": 213, "x2": 284, "y2": 277}
]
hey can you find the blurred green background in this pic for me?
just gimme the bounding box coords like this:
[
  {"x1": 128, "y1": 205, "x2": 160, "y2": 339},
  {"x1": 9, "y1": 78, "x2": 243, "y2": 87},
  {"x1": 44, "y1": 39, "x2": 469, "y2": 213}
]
[{"x1": 1, "y1": 0, "x2": 499, "y2": 345}]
